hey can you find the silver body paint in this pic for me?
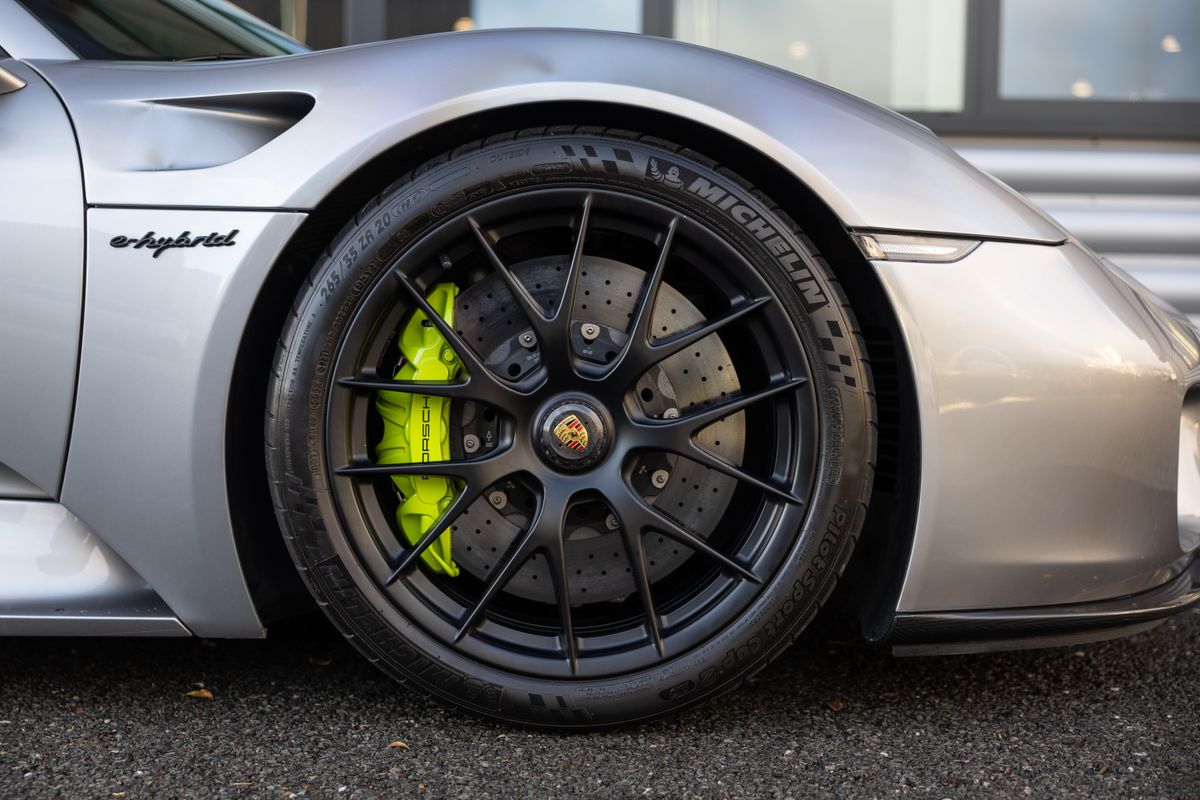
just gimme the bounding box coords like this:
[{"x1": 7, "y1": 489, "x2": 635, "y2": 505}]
[
  {"x1": 876, "y1": 240, "x2": 1200, "y2": 612},
  {"x1": 0, "y1": 59, "x2": 83, "y2": 498},
  {"x1": 63, "y1": 209, "x2": 304, "y2": 636},
  {"x1": 0, "y1": 10, "x2": 1195, "y2": 637},
  {"x1": 0, "y1": 500, "x2": 188, "y2": 636}
]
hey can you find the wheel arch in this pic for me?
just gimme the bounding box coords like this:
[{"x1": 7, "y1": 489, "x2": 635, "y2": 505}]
[{"x1": 225, "y1": 100, "x2": 920, "y2": 632}]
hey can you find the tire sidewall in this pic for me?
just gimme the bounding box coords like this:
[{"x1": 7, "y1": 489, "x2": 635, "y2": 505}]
[{"x1": 269, "y1": 133, "x2": 873, "y2": 728}]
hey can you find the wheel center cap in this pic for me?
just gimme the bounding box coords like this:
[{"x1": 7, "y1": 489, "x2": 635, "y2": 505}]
[{"x1": 537, "y1": 399, "x2": 610, "y2": 470}]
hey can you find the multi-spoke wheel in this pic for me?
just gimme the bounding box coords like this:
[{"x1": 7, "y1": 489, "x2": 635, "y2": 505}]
[{"x1": 267, "y1": 129, "x2": 874, "y2": 728}]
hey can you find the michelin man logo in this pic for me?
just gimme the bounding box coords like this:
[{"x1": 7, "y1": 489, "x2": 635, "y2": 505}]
[{"x1": 647, "y1": 158, "x2": 684, "y2": 189}]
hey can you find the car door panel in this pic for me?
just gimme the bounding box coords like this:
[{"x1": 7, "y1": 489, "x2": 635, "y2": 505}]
[{"x1": 0, "y1": 58, "x2": 84, "y2": 498}]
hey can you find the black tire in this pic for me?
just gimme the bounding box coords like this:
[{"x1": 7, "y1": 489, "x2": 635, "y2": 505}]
[{"x1": 266, "y1": 127, "x2": 874, "y2": 729}]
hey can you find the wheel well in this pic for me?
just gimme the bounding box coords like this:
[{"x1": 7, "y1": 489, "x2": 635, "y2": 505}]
[{"x1": 225, "y1": 100, "x2": 919, "y2": 631}]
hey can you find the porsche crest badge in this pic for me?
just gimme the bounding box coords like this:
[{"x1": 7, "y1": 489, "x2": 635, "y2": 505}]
[{"x1": 552, "y1": 414, "x2": 589, "y2": 451}]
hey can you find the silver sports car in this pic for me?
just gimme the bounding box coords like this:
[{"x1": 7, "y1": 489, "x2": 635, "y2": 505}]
[{"x1": 2, "y1": 0, "x2": 1198, "y2": 728}]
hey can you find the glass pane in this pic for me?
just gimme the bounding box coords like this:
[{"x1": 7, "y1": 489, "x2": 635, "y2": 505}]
[
  {"x1": 469, "y1": 0, "x2": 642, "y2": 33},
  {"x1": 672, "y1": 0, "x2": 966, "y2": 112},
  {"x1": 1000, "y1": 0, "x2": 1200, "y2": 101},
  {"x1": 17, "y1": 0, "x2": 305, "y2": 59}
]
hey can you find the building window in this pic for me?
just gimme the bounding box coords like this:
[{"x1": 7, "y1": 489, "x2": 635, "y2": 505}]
[
  {"x1": 999, "y1": 0, "x2": 1199, "y2": 102},
  {"x1": 673, "y1": 0, "x2": 967, "y2": 113},
  {"x1": 470, "y1": 0, "x2": 643, "y2": 33}
]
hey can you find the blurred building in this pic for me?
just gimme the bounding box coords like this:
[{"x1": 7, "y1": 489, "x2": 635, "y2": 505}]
[{"x1": 238, "y1": 0, "x2": 1200, "y2": 319}]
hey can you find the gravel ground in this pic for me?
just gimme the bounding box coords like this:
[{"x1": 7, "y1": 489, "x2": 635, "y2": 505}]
[{"x1": 1, "y1": 608, "x2": 1197, "y2": 799}]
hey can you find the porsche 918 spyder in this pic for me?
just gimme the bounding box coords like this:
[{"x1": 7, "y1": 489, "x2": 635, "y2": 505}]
[{"x1": 1, "y1": 0, "x2": 1198, "y2": 728}]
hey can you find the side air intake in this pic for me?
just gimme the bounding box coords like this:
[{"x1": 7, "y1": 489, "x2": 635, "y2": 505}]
[{"x1": 109, "y1": 92, "x2": 314, "y2": 172}]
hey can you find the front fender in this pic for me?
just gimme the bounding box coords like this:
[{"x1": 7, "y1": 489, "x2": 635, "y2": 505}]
[{"x1": 35, "y1": 29, "x2": 1064, "y2": 243}]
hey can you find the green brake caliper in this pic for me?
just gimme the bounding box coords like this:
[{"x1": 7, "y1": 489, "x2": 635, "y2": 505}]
[{"x1": 375, "y1": 283, "x2": 463, "y2": 576}]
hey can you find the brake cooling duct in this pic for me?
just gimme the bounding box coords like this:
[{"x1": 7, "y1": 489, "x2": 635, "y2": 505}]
[{"x1": 374, "y1": 283, "x2": 462, "y2": 576}]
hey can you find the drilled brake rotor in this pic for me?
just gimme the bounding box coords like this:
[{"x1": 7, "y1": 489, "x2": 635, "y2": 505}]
[{"x1": 449, "y1": 255, "x2": 744, "y2": 604}]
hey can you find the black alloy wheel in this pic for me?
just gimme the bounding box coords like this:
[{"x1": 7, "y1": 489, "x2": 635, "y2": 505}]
[{"x1": 267, "y1": 128, "x2": 875, "y2": 728}]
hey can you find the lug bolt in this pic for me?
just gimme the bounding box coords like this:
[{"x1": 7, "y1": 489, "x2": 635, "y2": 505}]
[
  {"x1": 488, "y1": 490, "x2": 507, "y2": 510},
  {"x1": 650, "y1": 469, "x2": 670, "y2": 489},
  {"x1": 440, "y1": 347, "x2": 456, "y2": 364},
  {"x1": 463, "y1": 434, "x2": 480, "y2": 453},
  {"x1": 663, "y1": 407, "x2": 680, "y2": 419},
  {"x1": 605, "y1": 514, "x2": 620, "y2": 531},
  {"x1": 438, "y1": 255, "x2": 453, "y2": 270},
  {"x1": 580, "y1": 323, "x2": 600, "y2": 342},
  {"x1": 519, "y1": 331, "x2": 536, "y2": 349}
]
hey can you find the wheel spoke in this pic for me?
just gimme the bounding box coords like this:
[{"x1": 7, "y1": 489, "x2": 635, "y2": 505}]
[
  {"x1": 678, "y1": 444, "x2": 804, "y2": 505},
  {"x1": 335, "y1": 449, "x2": 506, "y2": 483},
  {"x1": 630, "y1": 376, "x2": 807, "y2": 504},
  {"x1": 452, "y1": 517, "x2": 541, "y2": 643},
  {"x1": 654, "y1": 376, "x2": 808, "y2": 436},
  {"x1": 605, "y1": 216, "x2": 678, "y2": 380},
  {"x1": 384, "y1": 482, "x2": 485, "y2": 584},
  {"x1": 337, "y1": 373, "x2": 476, "y2": 400},
  {"x1": 467, "y1": 215, "x2": 550, "y2": 332},
  {"x1": 623, "y1": 486, "x2": 759, "y2": 583},
  {"x1": 543, "y1": 535, "x2": 580, "y2": 672},
  {"x1": 614, "y1": 515, "x2": 664, "y2": 656},
  {"x1": 452, "y1": 489, "x2": 569, "y2": 642},
  {"x1": 648, "y1": 295, "x2": 771, "y2": 365},
  {"x1": 553, "y1": 193, "x2": 593, "y2": 324},
  {"x1": 391, "y1": 268, "x2": 509, "y2": 396}
]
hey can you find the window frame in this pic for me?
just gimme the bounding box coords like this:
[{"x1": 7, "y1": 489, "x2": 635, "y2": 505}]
[
  {"x1": 904, "y1": 0, "x2": 1200, "y2": 140},
  {"x1": 642, "y1": 0, "x2": 673, "y2": 36}
]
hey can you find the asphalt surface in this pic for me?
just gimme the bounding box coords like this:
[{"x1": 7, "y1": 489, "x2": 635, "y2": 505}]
[{"x1": 1, "y1": 608, "x2": 1197, "y2": 799}]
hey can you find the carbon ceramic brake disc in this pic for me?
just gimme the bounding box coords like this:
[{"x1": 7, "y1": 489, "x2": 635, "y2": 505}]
[{"x1": 450, "y1": 256, "x2": 744, "y2": 604}]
